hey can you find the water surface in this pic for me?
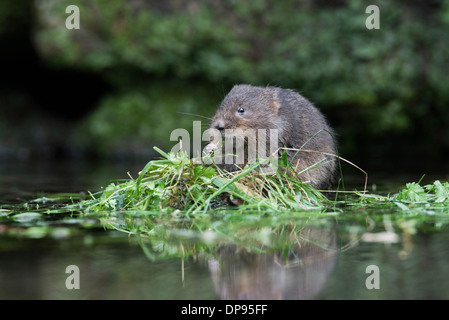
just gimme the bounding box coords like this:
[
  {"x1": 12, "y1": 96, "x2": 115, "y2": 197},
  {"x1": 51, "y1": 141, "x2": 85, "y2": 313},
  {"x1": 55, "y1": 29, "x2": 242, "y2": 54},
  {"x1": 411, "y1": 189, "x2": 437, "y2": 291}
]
[{"x1": 1, "y1": 161, "x2": 448, "y2": 300}]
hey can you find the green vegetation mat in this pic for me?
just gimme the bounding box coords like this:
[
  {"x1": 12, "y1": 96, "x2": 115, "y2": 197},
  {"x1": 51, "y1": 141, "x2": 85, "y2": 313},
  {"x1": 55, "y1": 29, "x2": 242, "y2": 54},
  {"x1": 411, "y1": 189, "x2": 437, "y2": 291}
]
[
  {"x1": 72, "y1": 147, "x2": 449, "y2": 216},
  {"x1": 1, "y1": 146, "x2": 448, "y2": 259}
]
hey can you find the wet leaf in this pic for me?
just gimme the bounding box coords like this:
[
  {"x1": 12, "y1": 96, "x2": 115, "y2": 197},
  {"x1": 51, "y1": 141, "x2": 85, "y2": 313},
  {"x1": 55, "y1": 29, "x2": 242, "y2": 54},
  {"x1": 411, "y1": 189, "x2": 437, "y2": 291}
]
[
  {"x1": 396, "y1": 182, "x2": 426, "y2": 202},
  {"x1": 12, "y1": 212, "x2": 42, "y2": 222}
]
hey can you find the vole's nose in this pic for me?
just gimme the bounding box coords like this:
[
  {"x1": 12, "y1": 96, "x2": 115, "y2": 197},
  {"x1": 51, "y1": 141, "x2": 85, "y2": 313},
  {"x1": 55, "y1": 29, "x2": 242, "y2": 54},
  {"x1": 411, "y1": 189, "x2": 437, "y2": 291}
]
[{"x1": 214, "y1": 119, "x2": 225, "y2": 131}]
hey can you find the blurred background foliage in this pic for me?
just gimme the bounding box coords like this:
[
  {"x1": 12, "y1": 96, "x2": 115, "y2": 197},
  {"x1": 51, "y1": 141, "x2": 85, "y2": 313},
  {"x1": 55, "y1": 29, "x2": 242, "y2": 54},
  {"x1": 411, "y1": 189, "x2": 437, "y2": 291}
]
[{"x1": 1, "y1": 0, "x2": 449, "y2": 173}]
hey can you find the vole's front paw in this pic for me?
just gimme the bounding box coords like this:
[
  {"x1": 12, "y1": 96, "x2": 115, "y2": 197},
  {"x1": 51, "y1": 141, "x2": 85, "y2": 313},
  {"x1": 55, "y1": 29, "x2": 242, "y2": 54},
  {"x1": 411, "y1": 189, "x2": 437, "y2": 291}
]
[{"x1": 203, "y1": 142, "x2": 218, "y2": 155}]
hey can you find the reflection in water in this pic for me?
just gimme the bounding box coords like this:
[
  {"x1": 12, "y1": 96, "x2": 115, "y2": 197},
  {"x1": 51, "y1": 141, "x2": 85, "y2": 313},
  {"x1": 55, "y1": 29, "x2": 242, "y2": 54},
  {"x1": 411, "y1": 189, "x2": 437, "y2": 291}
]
[
  {"x1": 4, "y1": 162, "x2": 449, "y2": 299},
  {"x1": 104, "y1": 211, "x2": 341, "y2": 299},
  {"x1": 208, "y1": 225, "x2": 338, "y2": 300}
]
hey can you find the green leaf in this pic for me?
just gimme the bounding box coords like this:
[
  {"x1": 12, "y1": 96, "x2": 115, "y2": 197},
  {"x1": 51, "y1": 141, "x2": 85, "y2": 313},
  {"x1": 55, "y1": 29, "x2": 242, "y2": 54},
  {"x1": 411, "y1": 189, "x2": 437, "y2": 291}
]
[
  {"x1": 12, "y1": 212, "x2": 42, "y2": 222},
  {"x1": 396, "y1": 182, "x2": 427, "y2": 202},
  {"x1": 425, "y1": 180, "x2": 449, "y2": 203},
  {"x1": 279, "y1": 150, "x2": 289, "y2": 168},
  {"x1": 394, "y1": 201, "x2": 410, "y2": 211}
]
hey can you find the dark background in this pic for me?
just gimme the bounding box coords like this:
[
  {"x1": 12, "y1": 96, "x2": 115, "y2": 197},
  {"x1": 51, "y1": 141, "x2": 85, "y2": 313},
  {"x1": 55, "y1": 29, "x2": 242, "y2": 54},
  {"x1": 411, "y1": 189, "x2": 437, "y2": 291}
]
[{"x1": 1, "y1": 0, "x2": 449, "y2": 181}]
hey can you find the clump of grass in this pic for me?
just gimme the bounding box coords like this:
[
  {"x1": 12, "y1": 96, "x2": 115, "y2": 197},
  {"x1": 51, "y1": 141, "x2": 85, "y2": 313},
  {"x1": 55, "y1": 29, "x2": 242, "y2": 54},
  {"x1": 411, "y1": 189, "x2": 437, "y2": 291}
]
[
  {"x1": 76, "y1": 146, "x2": 330, "y2": 215},
  {"x1": 72, "y1": 143, "x2": 449, "y2": 217}
]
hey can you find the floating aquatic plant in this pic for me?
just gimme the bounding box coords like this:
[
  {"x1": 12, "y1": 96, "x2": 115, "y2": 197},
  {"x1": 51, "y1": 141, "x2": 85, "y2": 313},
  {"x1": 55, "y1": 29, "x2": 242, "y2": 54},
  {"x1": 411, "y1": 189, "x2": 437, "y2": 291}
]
[
  {"x1": 75, "y1": 146, "x2": 331, "y2": 215},
  {"x1": 68, "y1": 143, "x2": 449, "y2": 217}
]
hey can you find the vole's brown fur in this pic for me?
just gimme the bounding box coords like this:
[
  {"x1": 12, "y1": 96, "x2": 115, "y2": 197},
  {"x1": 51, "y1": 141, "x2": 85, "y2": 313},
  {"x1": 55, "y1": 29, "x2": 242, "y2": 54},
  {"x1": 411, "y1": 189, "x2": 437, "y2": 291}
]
[{"x1": 208, "y1": 84, "x2": 337, "y2": 190}]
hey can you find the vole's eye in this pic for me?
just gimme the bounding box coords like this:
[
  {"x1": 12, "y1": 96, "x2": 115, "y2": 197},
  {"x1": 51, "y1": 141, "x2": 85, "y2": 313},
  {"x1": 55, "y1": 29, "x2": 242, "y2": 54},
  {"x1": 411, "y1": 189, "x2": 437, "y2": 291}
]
[{"x1": 237, "y1": 106, "x2": 245, "y2": 114}]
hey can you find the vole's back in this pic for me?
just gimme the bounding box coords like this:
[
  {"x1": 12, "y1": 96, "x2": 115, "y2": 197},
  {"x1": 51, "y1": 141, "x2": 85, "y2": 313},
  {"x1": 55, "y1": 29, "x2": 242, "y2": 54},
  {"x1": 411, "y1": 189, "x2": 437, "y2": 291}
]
[
  {"x1": 274, "y1": 87, "x2": 337, "y2": 190},
  {"x1": 209, "y1": 84, "x2": 338, "y2": 190}
]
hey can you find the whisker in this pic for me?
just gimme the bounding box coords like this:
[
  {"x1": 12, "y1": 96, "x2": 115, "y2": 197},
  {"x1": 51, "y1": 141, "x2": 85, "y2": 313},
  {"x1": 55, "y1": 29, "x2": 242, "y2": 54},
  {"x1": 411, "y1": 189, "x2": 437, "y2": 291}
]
[{"x1": 177, "y1": 112, "x2": 212, "y2": 121}]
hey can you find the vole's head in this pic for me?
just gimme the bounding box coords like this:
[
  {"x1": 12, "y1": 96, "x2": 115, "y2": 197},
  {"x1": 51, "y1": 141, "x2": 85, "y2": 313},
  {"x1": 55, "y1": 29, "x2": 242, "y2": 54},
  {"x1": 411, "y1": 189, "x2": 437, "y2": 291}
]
[{"x1": 210, "y1": 85, "x2": 280, "y2": 134}]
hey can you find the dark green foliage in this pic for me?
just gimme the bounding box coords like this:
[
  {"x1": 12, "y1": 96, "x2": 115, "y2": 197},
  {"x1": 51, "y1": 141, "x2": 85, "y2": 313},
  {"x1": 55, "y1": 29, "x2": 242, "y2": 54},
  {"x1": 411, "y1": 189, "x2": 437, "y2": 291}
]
[
  {"x1": 71, "y1": 81, "x2": 218, "y2": 157},
  {"x1": 2, "y1": 0, "x2": 449, "y2": 166},
  {"x1": 34, "y1": 0, "x2": 449, "y2": 164}
]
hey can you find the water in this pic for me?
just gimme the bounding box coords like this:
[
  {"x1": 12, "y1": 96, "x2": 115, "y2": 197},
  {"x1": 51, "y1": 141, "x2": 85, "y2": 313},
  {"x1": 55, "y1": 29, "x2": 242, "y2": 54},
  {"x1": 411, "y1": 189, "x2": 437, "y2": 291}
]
[{"x1": 1, "y1": 161, "x2": 449, "y2": 300}]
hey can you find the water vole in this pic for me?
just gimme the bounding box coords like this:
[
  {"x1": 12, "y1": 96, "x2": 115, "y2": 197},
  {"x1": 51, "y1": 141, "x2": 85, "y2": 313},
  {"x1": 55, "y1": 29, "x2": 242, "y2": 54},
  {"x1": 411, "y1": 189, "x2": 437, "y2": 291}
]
[{"x1": 206, "y1": 84, "x2": 338, "y2": 190}]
